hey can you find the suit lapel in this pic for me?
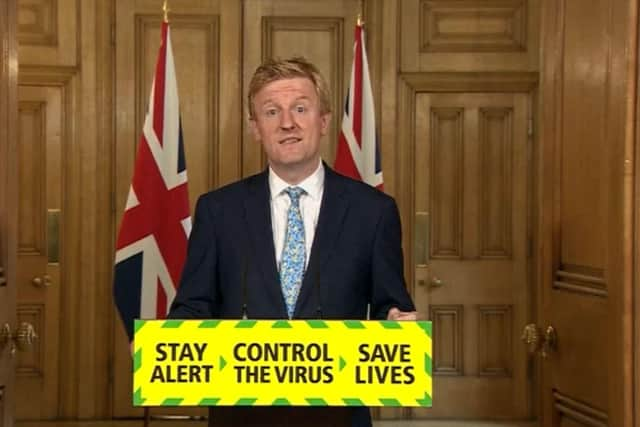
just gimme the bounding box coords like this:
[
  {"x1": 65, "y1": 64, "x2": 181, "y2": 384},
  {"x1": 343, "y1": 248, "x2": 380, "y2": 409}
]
[
  {"x1": 243, "y1": 172, "x2": 287, "y2": 316},
  {"x1": 295, "y1": 167, "x2": 350, "y2": 317}
]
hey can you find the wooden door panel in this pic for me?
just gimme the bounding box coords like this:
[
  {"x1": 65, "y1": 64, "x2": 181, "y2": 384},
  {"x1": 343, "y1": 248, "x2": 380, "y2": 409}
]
[
  {"x1": 400, "y1": 0, "x2": 540, "y2": 73},
  {"x1": 15, "y1": 84, "x2": 63, "y2": 420},
  {"x1": 412, "y1": 92, "x2": 530, "y2": 419},
  {"x1": 17, "y1": 0, "x2": 77, "y2": 67}
]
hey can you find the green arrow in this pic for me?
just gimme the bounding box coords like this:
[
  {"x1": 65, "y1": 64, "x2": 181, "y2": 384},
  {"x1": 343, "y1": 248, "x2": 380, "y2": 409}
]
[
  {"x1": 161, "y1": 397, "x2": 184, "y2": 406},
  {"x1": 133, "y1": 349, "x2": 142, "y2": 373},
  {"x1": 418, "y1": 321, "x2": 432, "y2": 337},
  {"x1": 134, "y1": 319, "x2": 146, "y2": 334},
  {"x1": 381, "y1": 321, "x2": 402, "y2": 329},
  {"x1": 272, "y1": 320, "x2": 292, "y2": 328},
  {"x1": 342, "y1": 398, "x2": 364, "y2": 406},
  {"x1": 133, "y1": 387, "x2": 146, "y2": 406},
  {"x1": 339, "y1": 356, "x2": 347, "y2": 371},
  {"x1": 416, "y1": 392, "x2": 432, "y2": 406},
  {"x1": 235, "y1": 320, "x2": 257, "y2": 328},
  {"x1": 379, "y1": 398, "x2": 401, "y2": 406},
  {"x1": 236, "y1": 397, "x2": 257, "y2": 406},
  {"x1": 425, "y1": 353, "x2": 432, "y2": 375},
  {"x1": 161, "y1": 320, "x2": 183, "y2": 328},
  {"x1": 199, "y1": 320, "x2": 221, "y2": 328},
  {"x1": 343, "y1": 320, "x2": 365, "y2": 329},
  {"x1": 219, "y1": 355, "x2": 227, "y2": 371},
  {"x1": 306, "y1": 320, "x2": 328, "y2": 328},
  {"x1": 199, "y1": 397, "x2": 220, "y2": 405}
]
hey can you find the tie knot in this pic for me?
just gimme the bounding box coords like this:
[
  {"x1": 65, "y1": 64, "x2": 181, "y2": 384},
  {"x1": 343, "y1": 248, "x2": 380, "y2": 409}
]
[{"x1": 284, "y1": 186, "x2": 305, "y2": 204}]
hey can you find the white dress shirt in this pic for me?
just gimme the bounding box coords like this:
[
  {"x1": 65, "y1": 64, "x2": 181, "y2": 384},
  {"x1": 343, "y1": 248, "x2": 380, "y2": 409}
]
[{"x1": 269, "y1": 161, "x2": 324, "y2": 269}]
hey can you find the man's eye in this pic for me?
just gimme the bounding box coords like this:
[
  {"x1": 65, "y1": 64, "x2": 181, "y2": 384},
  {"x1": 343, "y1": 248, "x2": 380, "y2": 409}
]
[
  {"x1": 265, "y1": 108, "x2": 278, "y2": 116},
  {"x1": 294, "y1": 105, "x2": 307, "y2": 113}
]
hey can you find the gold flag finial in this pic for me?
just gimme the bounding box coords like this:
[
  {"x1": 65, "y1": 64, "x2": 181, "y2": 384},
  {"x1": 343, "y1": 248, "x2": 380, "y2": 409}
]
[
  {"x1": 162, "y1": 0, "x2": 169, "y2": 23},
  {"x1": 357, "y1": 0, "x2": 364, "y2": 26}
]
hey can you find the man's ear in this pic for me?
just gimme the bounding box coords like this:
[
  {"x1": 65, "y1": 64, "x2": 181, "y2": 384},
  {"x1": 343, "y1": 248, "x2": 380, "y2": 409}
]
[
  {"x1": 248, "y1": 117, "x2": 261, "y2": 142},
  {"x1": 320, "y1": 112, "x2": 331, "y2": 136}
]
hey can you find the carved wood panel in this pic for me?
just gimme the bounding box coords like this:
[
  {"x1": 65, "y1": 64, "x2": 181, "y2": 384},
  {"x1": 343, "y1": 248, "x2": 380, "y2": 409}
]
[
  {"x1": 430, "y1": 305, "x2": 463, "y2": 376},
  {"x1": 401, "y1": 0, "x2": 540, "y2": 72},
  {"x1": 17, "y1": 0, "x2": 77, "y2": 66},
  {"x1": 478, "y1": 305, "x2": 512, "y2": 377}
]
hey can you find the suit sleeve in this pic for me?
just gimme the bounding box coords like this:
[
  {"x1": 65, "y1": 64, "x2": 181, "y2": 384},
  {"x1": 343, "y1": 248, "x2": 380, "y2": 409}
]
[
  {"x1": 168, "y1": 195, "x2": 218, "y2": 318},
  {"x1": 369, "y1": 197, "x2": 416, "y2": 319}
]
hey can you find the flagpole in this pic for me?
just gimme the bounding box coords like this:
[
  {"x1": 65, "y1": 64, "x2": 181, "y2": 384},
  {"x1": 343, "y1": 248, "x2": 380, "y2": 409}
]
[{"x1": 357, "y1": 0, "x2": 363, "y2": 26}]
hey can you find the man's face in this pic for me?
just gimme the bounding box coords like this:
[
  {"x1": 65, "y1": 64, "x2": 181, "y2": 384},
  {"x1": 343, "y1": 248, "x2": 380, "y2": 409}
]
[{"x1": 249, "y1": 77, "x2": 330, "y2": 178}]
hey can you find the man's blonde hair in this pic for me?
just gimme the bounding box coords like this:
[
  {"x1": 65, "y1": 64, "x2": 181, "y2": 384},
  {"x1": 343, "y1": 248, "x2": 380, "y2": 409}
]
[{"x1": 247, "y1": 56, "x2": 331, "y2": 119}]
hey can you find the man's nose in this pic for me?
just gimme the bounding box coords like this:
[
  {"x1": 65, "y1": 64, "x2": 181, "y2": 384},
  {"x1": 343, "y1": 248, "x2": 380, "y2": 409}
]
[{"x1": 279, "y1": 109, "x2": 295, "y2": 130}]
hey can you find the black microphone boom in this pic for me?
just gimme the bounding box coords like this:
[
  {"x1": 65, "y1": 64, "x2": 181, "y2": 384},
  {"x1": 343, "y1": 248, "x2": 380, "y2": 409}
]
[
  {"x1": 315, "y1": 266, "x2": 322, "y2": 319},
  {"x1": 241, "y1": 254, "x2": 248, "y2": 320}
]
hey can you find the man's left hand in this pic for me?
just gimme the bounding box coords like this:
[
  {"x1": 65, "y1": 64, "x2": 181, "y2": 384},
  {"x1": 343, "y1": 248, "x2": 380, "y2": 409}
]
[{"x1": 387, "y1": 307, "x2": 422, "y2": 321}]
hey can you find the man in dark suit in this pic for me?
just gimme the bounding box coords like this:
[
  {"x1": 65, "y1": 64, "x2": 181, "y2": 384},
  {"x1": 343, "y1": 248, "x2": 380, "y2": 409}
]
[{"x1": 169, "y1": 57, "x2": 417, "y2": 427}]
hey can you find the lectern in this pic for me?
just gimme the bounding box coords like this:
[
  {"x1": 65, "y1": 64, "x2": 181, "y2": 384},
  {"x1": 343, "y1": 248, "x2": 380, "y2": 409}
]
[{"x1": 208, "y1": 407, "x2": 352, "y2": 427}]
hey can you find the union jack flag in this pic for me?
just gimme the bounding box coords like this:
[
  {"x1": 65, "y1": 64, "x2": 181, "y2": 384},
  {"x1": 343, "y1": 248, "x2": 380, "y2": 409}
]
[
  {"x1": 334, "y1": 21, "x2": 383, "y2": 189},
  {"x1": 113, "y1": 21, "x2": 191, "y2": 341}
]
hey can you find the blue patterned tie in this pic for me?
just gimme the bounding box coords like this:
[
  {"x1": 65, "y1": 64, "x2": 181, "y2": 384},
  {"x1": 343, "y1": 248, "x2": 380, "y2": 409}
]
[{"x1": 280, "y1": 187, "x2": 306, "y2": 319}]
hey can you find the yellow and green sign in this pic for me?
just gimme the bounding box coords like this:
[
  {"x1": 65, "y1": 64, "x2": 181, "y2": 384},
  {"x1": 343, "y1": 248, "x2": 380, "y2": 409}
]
[{"x1": 133, "y1": 319, "x2": 432, "y2": 407}]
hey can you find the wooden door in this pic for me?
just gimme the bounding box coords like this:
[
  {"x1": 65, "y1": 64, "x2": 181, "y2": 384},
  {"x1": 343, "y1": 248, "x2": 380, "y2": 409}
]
[
  {"x1": 0, "y1": 1, "x2": 18, "y2": 426},
  {"x1": 538, "y1": 0, "x2": 635, "y2": 426},
  {"x1": 112, "y1": 0, "x2": 242, "y2": 416},
  {"x1": 14, "y1": 79, "x2": 68, "y2": 419},
  {"x1": 411, "y1": 91, "x2": 532, "y2": 419}
]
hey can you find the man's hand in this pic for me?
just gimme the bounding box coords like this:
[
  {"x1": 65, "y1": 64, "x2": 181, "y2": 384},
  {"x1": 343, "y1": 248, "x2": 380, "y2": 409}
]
[{"x1": 387, "y1": 307, "x2": 422, "y2": 321}]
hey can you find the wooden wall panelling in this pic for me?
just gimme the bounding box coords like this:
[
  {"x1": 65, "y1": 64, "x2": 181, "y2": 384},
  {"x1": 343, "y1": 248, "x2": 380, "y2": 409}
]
[
  {"x1": 635, "y1": 0, "x2": 640, "y2": 420},
  {"x1": 113, "y1": 0, "x2": 241, "y2": 417},
  {"x1": 17, "y1": 0, "x2": 77, "y2": 66},
  {"x1": 376, "y1": 0, "x2": 400, "y2": 201},
  {"x1": 538, "y1": 0, "x2": 636, "y2": 425},
  {"x1": 603, "y1": 0, "x2": 635, "y2": 422},
  {"x1": 74, "y1": 0, "x2": 113, "y2": 418},
  {"x1": 400, "y1": 0, "x2": 540, "y2": 73},
  {"x1": 242, "y1": 0, "x2": 360, "y2": 177}
]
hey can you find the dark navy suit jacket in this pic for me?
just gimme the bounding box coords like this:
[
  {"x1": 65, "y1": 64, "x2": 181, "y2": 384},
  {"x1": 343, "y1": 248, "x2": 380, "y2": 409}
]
[{"x1": 169, "y1": 165, "x2": 415, "y2": 426}]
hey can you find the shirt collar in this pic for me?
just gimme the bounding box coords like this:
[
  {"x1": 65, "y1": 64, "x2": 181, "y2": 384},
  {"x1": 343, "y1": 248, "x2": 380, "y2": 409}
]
[{"x1": 269, "y1": 161, "x2": 325, "y2": 201}]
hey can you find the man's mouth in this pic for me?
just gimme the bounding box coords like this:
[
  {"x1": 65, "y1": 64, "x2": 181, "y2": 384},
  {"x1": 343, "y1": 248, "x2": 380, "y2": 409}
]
[{"x1": 279, "y1": 137, "x2": 302, "y2": 145}]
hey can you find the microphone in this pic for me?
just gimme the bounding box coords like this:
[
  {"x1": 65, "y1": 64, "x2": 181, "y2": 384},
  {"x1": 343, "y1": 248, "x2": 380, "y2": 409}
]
[
  {"x1": 241, "y1": 254, "x2": 248, "y2": 320},
  {"x1": 315, "y1": 266, "x2": 322, "y2": 319}
]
